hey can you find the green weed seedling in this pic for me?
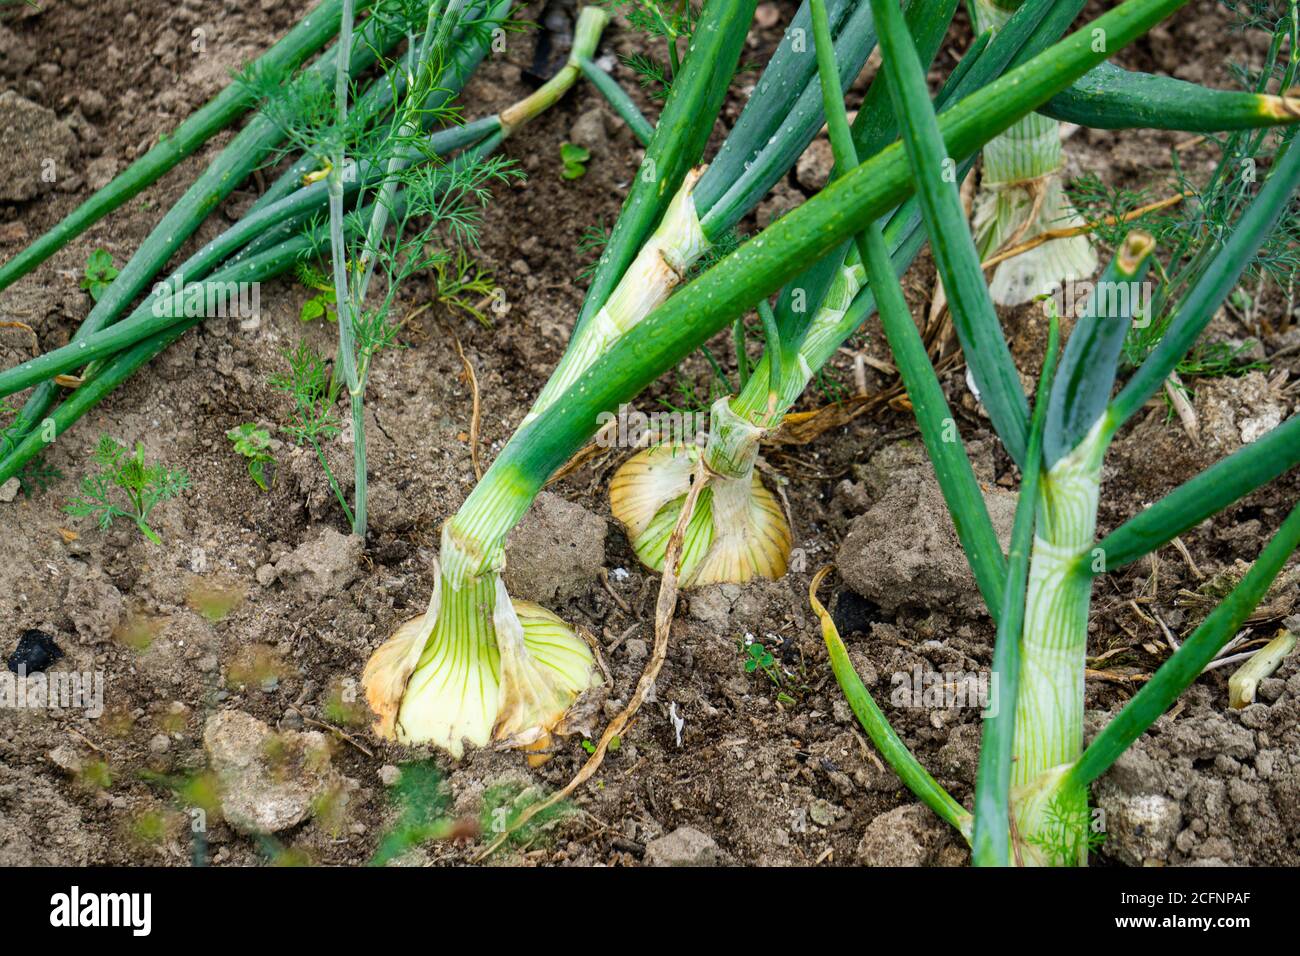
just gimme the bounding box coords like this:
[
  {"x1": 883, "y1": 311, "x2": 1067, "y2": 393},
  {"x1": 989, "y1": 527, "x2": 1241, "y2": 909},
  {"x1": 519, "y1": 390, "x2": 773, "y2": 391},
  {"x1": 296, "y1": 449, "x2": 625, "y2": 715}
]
[
  {"x1": 65, "y1": 436, "x2": 189, "y2": 545},
  {"x1": 270, "y1": 342, "x2": 353, "y2": 527},
  {"x1": 294, "y1": 262, "x2": 338, "y2": 324},
  {"x1": 432, "y1": 250, "x2": 497, "y2": 326},
  {"x1": 226, "y1": 423, "x2": 275, "y2": 491},
  {"x1": 79, "y1": 249, "x2": 119, "y2": 303},
  {"x1": 560, "y1": 141, "x2": 591, "y2": 180}
]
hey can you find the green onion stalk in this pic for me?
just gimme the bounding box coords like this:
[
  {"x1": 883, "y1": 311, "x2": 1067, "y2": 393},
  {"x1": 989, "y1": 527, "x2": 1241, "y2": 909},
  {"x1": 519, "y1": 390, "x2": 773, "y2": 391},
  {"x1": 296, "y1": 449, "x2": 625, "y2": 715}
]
[
  {"x1": 970, "y1": 0, "x2": 1097, "y2": 305},
  {"x1": 998, "y1": 113, "x2": 1300, "y2": 861},
  {"x1": 530, "y1": 0, "x2": 880, "y2": 425},
  {"x1": 362, "y1": 0, "x2": 898, "y2": 757}
]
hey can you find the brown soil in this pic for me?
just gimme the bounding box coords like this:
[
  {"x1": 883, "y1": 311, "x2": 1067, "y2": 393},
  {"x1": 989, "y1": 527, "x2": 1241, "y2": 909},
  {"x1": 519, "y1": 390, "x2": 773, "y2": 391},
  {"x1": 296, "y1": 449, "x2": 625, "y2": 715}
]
[{"x1": 1, "y1": 0, "x2": 1297, "y2": 867}]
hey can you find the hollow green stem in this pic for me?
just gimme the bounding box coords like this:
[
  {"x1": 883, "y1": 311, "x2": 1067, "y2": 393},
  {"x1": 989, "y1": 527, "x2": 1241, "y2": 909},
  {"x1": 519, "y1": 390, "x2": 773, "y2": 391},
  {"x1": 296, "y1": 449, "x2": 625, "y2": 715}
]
[
  {"x1": 500, "y1": 8, "x2": 610, "y2": 132},
  {"x1": 696, "y1": 0, "x2": 881, "y2": 237},
  {"x1": 1013, "y1": 420, "x2": 1106, "y2": 788},
  {"x1": 577, "y1": 56, "x2": 655, "y2": 146},
  {"x1": 1044, "y1": 61, "x2": 1300, "y2": 132},
  {"x1": 572, "y1": 0, "x2": 757, "y2": 342},
  {"x1": 812, "y1": 571, "x2": 973, "y2": 840},
  {"x1": 869, "y1": 0, "x2": 1031, "y2": 466}
]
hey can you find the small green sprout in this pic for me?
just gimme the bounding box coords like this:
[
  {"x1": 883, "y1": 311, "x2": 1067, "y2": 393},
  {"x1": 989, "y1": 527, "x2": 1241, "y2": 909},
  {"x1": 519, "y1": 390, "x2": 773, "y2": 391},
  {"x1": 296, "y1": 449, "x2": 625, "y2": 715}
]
[
  {"x1": 79, "y1": 248, "x2": 119, "y2": 302},
  {"x1": 741, "y1": 637, "x2": 801, "y2": 704},
  {"x1": 226, "y1": 423, "x2": 275, "y2": 491},
  {"x1": 65, "y1": 436, "x2": 189, "y2": 545},
  {"x1": 269, "y1": 342, "x2": 354, "y2": 527},
  {"x1": 432, "y1": 250, "x2": 497, "y2": 326},
  {"x1": 744, "y1": 640, "x2": 775, "y2": 674},
  {"x1": 560, "y1": 142, "x2": 591, "y2": 180},
  {"x1": 294, "y1": 262, "x2": 337, "y2": 323},
  {"x1": 581, "y1": 735, "x2": 620, "y2": 754}
]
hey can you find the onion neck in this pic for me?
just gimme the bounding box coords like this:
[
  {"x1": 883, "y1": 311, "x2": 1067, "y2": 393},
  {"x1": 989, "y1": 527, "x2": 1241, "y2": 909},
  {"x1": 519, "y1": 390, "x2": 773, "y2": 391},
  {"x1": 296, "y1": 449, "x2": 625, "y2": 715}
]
[
  {"x1": 728, "y1": 252, "x2": 867, "y2": 432},
  {"x1": 522, "y1": 168, "x2": 710, "y2": 426},
  {"x1": 1013, "y1": 420, "x2": 1108, "y2": 790}
]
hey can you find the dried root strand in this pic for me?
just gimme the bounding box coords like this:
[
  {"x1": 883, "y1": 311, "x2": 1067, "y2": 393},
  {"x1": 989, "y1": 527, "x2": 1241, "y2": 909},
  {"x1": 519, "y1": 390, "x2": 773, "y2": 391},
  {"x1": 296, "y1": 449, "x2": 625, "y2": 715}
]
[{"x1": 474, "y1": 460, "x2": 711, "y2": 861}]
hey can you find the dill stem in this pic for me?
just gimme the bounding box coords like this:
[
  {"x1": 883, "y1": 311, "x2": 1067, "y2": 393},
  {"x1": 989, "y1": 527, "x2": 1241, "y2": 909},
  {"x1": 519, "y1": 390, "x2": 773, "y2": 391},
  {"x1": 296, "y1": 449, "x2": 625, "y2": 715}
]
[
  {"x1": 354, "y1": 0, "x2": 460, "y2": 306},
  {"x1": 328, "y1": 0, "x2": 366, "y2": 536}
]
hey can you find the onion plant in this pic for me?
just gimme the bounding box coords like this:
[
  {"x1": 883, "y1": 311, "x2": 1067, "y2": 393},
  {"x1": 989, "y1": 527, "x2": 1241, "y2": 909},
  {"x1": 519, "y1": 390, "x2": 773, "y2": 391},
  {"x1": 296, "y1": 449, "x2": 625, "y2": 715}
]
[
  {"x1": 360, "y1": 0, "x2": 1197, "y2": 760},
  {"x1": 361, "y1": 0, "x2": 914, "y2": 757},
  {"x1": 615, "y1": 0, "x2": 1300, "y2": 591},
  {"x1": 799, "y1": 0, "x2": 1300, "y2": 865}
]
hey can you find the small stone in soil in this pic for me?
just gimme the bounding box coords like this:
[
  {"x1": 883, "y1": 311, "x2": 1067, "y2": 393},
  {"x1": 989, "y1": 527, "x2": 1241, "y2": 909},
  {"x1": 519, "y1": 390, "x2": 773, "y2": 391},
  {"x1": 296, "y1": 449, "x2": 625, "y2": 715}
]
[
  {"x1": 643, "y1": 826, "x2": 719, "y2": 867},
  {"x1": 7, "y1": 629, "x2": 63, "y2": 674},
  {"x1": 831, "y1": 589, "x2": 882, "y2": 637}
]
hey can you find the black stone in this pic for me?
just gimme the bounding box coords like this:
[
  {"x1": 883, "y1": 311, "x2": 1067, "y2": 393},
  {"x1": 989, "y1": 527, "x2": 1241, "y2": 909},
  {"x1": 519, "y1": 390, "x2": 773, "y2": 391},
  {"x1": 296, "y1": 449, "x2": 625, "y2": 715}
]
[
  {"x1": 831, "y1": 589, "x2": 883, "y2": 638},
  {"x1": 6, "y1": 629, "x2": 63, "y2": 674}
]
